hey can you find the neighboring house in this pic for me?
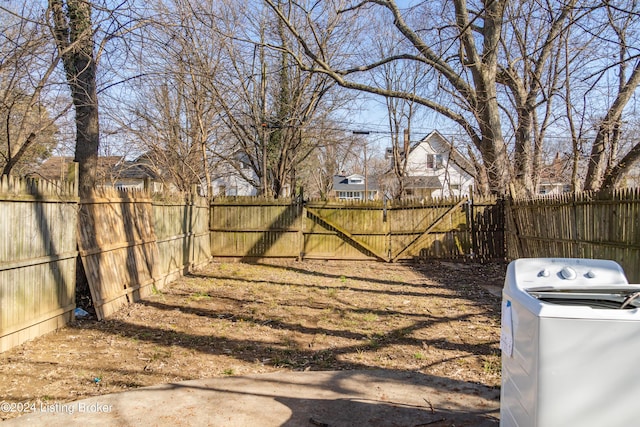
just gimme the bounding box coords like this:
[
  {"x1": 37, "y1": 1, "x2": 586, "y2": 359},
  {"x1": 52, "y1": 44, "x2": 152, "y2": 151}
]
[
  {"x1": 386, "y1": 130, "x2": 475, "y2": 198},
  {"x1": 110, "y1": 159, "x2": 164, "y2": 192},
  {"x1": 26, "y1": 156, "x2": 78, "y2": 182},
  {"x1": 28, "y1": 156, "x2": 122, "y2": 184},
  {"x1": 537, "y1": 153, "x2": 572, "y2": 195},
  {"x1": 618, "y1": 163, "x2": 640, "y2": 188},
  {"x1": 211, "y1": 151, "x2": 259, "y2": 197},
  {"x1": 333, "y1": 173, "x2": 379, "y2": 200},
  {"x1": 212, "y1": 174, "x2": 258, "y2": 197},
  {"x1": 211, "y1": 150, "x2": 300, "y2": 197},
  {"x1": 28, "y1": 156, "x2": 165, "y2": 192}
]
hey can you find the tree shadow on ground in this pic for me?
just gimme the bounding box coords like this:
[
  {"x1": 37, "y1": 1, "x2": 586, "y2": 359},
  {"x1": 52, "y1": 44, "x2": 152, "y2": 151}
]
[
  {"x1": 83, "y1": 258, "x2": 503, "y2": 372},
  {"x1": 0, "y1": 259, "x2": 503, "y2": 423}
]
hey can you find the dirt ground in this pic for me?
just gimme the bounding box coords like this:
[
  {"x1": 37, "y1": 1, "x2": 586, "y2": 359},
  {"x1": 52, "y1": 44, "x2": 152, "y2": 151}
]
[{"x1": 0, "y1": 259, "x2": 506, "y2": 422}]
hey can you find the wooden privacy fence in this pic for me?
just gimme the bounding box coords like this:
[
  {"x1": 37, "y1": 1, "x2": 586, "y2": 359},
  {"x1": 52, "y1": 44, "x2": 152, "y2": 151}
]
[
  {"x1": 506, "y1": 188, "x2": 640, "y2": 283},
  {"x1": 78, "y1": 188, "x2": 162, "y2": 319},
  {"x1": 0, "y1": 175, "x2": 78, "y2": 352},
  {"x1": 6, "y1": 178, "x2": 640, "y2": 352},
  {"x1": 78, "y1": 188, "x2": 212, "y2": 320},
  {"x1": 210, "y1": 196, "x2": 505, "y2": 262}
]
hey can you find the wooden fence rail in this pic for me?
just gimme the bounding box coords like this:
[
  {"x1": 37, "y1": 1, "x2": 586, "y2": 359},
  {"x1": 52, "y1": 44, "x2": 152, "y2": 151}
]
[
  {"x1": 78, "y1": 189, "x2": 213, "y2": 320},
  {"x1": 210, "y1": 198, "x2": 304, "y2": 259},
  {"x1": 78, "y1": 188, "x2": 162, "y2": 319},
  {"x1": 2, "y1": 176, "x2": 212, "y2": 351}
]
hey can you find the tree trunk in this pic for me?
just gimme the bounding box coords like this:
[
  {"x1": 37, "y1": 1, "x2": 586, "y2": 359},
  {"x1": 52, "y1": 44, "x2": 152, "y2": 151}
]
[
  {"x1": 50, "y1": 0, "x2": 99, "y2": 196},
  {"x1": 476, "y1": 86, "x2": 510, "y2": 194},
  {"x1": 72, "y1": 72, "x2": 100, "y2": 195}
]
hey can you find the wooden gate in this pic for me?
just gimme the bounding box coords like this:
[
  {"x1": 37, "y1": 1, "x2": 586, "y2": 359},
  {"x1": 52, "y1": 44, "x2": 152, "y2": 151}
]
[
  {"x1": 210, "y1": 196, "x2": 504, "y2": 262},
  {"x1": 303, "y1": 198, "x2": 473, "y2": 261},
  {"x1": 304, "y1": 201, "x2": 388, "y2": 261}
]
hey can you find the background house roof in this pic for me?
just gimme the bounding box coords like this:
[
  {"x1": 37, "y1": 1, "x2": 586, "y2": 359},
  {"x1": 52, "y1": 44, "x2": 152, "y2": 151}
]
[
  {"x1": 385, "y1": 130, "x2": 475, "y2": 179},
  {"x1": 113, "y1": 160, "x2": 161, "y2": 181},
  {"x1": 28, "y1": 156, "x2": 124, "y2": 182},
  {"x1": 27, "y1": 156, "x2": 75, "y2": 181},
  {"x1": 539, "y1": 153, "x2": 572, "y2": 184},
  {"x1": 28, "y1": 156, "x2": 164, "y2": 185},
  {"x1": 333, "y1": 174, "x2": 379, "y2": 191}
]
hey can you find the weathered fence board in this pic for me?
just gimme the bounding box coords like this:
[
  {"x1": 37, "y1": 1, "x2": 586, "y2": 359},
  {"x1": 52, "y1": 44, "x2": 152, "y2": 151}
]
[
  {"x1": 153, "y1": 194, "x2": 211, "y2": 286},
  {"x1": 388, "y1": 198, "x2": 468, "y2": 261},
  {"x1": 506, "y1": 189, "x2": 640, "y2": 282},
  {"x1": 470, "y1": 196, "x2": 505, "y2": 262},
  {"x1": 188, "y1": 195, "x2": 212, "y2": 268},
  {"x1": 210, "y1": 198, "x2": 304, "y2": 258},
  {"x1": 78, "y1": 188, "x2": 161, "y2": 320},
  {"x1": 0, "y1": 175, "x2": 78, "y2": 352}
]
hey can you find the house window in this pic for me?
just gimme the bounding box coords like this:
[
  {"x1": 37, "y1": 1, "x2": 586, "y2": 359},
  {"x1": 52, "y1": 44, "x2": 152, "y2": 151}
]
[
  {"x1": 426, "y1": 154, "x2": 443, "y2": 169},
  {"x1": 338, "y1": 191, "x2": 363, "y2": 200},
  {"x1": 350, "y1": 178, "x2": 362, "y2": 184}
]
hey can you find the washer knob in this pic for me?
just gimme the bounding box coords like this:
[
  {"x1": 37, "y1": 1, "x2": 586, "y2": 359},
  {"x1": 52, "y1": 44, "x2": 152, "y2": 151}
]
[
  {"x1": 586, "y1": 270, "x2": 596, "y2": 278},
  {"x1": 539, "y1": 269, "x2": 550, "y2": 277},
  {"x1": 560, "y1": 266, "x2": 577, "y2": 280}
]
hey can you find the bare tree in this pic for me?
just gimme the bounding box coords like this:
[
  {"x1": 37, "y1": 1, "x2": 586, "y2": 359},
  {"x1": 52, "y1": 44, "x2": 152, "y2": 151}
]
[
  {"x1": 297, "y1": 128, "x2": 360, "y2": 199},
  {"x1": 497, "y1": 0, "x2": 578, "y2": 195},
  {"x1": 584, "y1": 0, "x2": 640, "y2": 190},
  {"x1": 205, "y1": 1, "x2": 352, "y2": 198},
  {"x1": 263, "y1": 0, "x2": 512, "y2": 194},
  {"x1": 0, "y1": 3, "x2": 71, "y2": 177},
  {"x1": 262, "y1": 0, "x2": 640, "y2": 195},
  {"x1": 118, "y1": 0, "x2": 225, "y2": 195}
]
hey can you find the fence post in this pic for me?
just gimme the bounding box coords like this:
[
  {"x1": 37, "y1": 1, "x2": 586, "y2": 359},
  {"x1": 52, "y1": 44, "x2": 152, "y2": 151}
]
[
  {"x1": 384, "y1": 196, "x2": 391, "y2": 261},
  {"x1": 73, "y1": 162, "x2": 80, "y2": 197},
  {"x1": 298, "y1": 197, "x2": 305, "y2": 261},
  {"x1": 469, "y1": 194, "x2": 477, "y2": 260}
]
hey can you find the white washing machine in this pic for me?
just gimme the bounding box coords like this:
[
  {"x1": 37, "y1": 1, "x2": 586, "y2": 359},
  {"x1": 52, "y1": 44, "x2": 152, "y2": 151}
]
[{"x1": 500, "y1": 258, "x2": 640, "y2": 427}]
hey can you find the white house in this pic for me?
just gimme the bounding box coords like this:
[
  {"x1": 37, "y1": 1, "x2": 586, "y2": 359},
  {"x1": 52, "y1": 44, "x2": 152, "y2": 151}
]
[
  {"x1": 387, "y1": 131, "x2": 475, "y2": 198},
  {"x1": 211, "y1": 151, "x2": 259, "y2": 197},
  {"x1": 537, "y1": 153, "x2": 572, "y2": 195},
  {"x1": 333, "y1": 173, "x2": 379, "y2": 200}
]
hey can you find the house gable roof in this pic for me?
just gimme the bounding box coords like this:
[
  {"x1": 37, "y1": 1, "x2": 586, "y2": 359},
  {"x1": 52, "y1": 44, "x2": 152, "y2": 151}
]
[
  {"x1": 412, "y1": 130, "x2": 475, "y2": 176},
  {"x1": 27, "y1": 156, "x2": 75, "y2": 181},
  {"x1": 539, "y1": 153, "x2": 571, "y2": 184},
  {"x1": 113, "y1": 160, "x2": 161, "y2": 181}
]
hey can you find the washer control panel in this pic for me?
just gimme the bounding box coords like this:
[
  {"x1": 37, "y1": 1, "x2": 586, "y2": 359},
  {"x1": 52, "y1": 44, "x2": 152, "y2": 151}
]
[{"x1": 510, "y1": 258, "x2": 629, "y2": 289}]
